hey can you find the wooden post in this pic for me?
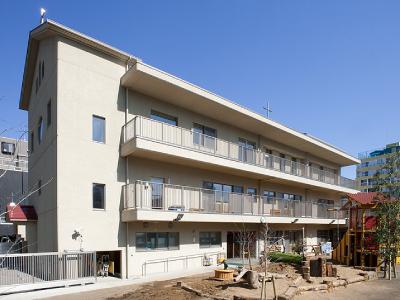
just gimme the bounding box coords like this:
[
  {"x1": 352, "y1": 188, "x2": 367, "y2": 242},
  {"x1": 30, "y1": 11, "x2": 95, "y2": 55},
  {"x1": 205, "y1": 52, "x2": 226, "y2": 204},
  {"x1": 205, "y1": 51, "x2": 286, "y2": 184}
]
[
  {"x1": 353, "y1": 208, "x2": 358, "y2": 267},
  {"x1": 361, "y1": 208, "x2": 366, "y2": 268},
  {"x1": 272, "y1": 275, "x2": 277, "y2": 300}
]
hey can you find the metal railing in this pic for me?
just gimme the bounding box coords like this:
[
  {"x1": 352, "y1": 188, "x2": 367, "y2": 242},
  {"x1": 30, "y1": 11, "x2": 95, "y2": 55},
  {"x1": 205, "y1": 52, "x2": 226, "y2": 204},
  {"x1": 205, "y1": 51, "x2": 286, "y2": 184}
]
[
  {"x1": 0, "y1": 251, "x2": 96, "y2": 287},
  {"x1": 0, "y1": 157, "x2": 28, "y2": 172},
  {"x1": 142, "y1": 251, "x2": 224, "y2": 276},
  {"x1": 124, "y1": 180, "x2": 344, "y2": 219},
  {"x1": 122, "y1": 116, "x2": 355, "y2": 189}
]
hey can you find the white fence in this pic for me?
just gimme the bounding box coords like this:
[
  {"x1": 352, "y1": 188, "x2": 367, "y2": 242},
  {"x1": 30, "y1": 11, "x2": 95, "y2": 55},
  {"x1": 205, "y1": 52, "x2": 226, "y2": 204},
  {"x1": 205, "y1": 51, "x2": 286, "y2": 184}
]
[
  {"x1": 0, "y1": 251, "x2": 96, "y2": 294},
  {"x1": 123, "y1": 116, "x2": 355, "y2": 189},
  {"x1": 124, "y1": 181, "x2": 345, "y2": 219}
]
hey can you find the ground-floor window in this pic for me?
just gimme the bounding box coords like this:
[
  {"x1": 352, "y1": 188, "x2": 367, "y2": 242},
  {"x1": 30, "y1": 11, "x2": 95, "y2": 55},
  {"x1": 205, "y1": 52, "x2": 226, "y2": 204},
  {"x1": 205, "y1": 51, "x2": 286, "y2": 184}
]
[
  {"x1": 199, "y1": 232, "x2": 222, "y2": 248},
  {"x1": 317, "y1": 230, "x2": 331, "y2": 243},
  {"x1": 136, "y1": 232, "x2": 179, "y2": 251}
]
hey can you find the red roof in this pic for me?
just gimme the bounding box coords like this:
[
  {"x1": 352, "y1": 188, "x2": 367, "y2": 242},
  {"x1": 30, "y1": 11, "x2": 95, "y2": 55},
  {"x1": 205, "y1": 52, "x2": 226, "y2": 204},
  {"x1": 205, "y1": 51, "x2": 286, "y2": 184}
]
[
  {"x1": 6, "y1": 204, "x2": 37, "y2": 222},
  {"x1": 346, "y1": 192, "x2": 380, "y2": 205}
]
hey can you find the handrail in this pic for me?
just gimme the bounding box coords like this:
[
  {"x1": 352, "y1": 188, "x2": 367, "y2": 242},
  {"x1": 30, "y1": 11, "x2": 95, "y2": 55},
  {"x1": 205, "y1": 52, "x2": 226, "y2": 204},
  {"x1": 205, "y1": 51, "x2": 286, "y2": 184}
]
[
  {"x1": 142, "y1": 251, "x2": 224, "y2": 276},
  {"x1": 122, "y1": 116, "x2": 355, "y2": 189}
]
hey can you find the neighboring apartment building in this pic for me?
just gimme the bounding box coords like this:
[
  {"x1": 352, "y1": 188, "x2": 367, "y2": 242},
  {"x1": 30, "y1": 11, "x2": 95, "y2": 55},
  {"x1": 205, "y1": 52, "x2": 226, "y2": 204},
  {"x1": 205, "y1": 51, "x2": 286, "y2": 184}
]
[
  {"x1": 19, "y1": 20, "x2": 360, "y2": 278},
  {"x1": 356, "y1": 142, "x2": 400, "y2": 192},
  {"x1": 0, "y1": 136, "x2": 28, "y2": 238}
]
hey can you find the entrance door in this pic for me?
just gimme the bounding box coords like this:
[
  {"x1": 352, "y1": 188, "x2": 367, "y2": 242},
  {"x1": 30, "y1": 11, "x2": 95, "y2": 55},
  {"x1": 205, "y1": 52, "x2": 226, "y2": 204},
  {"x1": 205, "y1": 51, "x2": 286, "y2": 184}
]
[{"x1": 150, "y1": 177, "x2": 164, "y2": 209}]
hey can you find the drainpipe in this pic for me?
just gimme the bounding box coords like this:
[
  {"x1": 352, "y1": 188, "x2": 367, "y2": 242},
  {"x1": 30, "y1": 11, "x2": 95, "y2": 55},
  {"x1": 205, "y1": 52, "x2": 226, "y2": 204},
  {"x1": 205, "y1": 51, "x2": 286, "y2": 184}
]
[{"x1": 125, "y1": 56, "x2": 133, "y2": 279}]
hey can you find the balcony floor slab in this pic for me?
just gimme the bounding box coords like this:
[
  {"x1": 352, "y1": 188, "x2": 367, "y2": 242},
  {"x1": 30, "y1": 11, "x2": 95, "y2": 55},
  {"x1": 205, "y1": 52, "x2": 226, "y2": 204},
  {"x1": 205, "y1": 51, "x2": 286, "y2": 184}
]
[
  {"x1": 122, "y1": 209, "x2": 346, "y2": 225},
  {"x1": 122, "y1": 137, "x2": 358, "y2": 194}
]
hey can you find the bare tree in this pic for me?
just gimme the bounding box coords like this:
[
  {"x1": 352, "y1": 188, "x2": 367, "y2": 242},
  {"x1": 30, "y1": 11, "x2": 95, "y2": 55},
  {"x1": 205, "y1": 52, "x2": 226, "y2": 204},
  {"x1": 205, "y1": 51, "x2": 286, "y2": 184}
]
[{"x1": 236, "y1": 223, "x2": 256, "y2": 270}]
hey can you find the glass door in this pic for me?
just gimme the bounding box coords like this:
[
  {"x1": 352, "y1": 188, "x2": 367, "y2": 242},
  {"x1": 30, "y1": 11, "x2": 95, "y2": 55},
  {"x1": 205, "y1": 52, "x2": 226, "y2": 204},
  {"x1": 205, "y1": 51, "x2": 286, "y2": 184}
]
[
  {"x1": 238, "y1": 138, "x2": 256, "y2": 163},
  {"x1": 193, "y1": 123, "x2": 217, "y2": 150},
  {"x1": 150, "y1": 177, "x2": 164, "y2": 209}
]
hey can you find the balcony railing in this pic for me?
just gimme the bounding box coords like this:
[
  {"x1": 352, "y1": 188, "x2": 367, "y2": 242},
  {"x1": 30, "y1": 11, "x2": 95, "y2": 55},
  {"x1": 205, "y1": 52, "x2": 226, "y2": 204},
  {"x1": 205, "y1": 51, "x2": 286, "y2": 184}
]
[
  {"x1": 123, "y1": 181, "x2": 345, "y2": 219},
  {"x1": 0, "y1": 157, "x2": 28, "y2": 172},
  {"x1": 123, "y1": 116, "x2": 356, "y2": 189}
]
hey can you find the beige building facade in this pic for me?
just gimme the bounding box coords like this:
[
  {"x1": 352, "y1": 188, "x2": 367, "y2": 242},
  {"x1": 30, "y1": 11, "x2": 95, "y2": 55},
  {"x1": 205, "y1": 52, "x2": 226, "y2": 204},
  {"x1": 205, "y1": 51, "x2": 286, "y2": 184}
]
[{"x1": 19, "y1": 20, "x2": 360, "y2": 278}]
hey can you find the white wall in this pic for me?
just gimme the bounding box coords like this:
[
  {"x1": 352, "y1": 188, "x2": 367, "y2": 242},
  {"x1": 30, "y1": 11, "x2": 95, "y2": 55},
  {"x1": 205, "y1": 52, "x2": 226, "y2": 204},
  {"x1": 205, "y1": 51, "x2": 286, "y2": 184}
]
[
  {"x1": 56, "y1": 37, "x2": 128, "y2": 275},
  {"x1": 127, "y1": 222, "x2": 259, "y2": 277},
  {"x1": 27, "y1": 37, "x2": 58, "y2": 252}
]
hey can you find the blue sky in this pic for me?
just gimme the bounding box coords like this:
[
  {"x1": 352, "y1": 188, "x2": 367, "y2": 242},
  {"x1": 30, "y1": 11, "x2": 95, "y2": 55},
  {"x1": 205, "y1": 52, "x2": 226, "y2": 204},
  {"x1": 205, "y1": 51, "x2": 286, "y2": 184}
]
[{"x1": 1, "y1": 1, "x2": 400, "y2": 178}]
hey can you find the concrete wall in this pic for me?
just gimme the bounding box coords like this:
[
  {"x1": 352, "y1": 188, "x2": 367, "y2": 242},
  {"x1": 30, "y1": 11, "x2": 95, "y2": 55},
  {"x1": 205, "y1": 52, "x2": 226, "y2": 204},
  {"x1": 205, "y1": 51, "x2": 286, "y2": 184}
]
[
  {"x1": 55, "y1": 37, "x2": 128, "y2": 276},
  {"x1": 27, "y1": 37, "x2": 58, "y2": 252},
  {"x1": 127, "y1": 90, "x2": 340, "y2": 171},
  {"x1": 127, "y1": 221, "x2": 259, "y2": 277}
]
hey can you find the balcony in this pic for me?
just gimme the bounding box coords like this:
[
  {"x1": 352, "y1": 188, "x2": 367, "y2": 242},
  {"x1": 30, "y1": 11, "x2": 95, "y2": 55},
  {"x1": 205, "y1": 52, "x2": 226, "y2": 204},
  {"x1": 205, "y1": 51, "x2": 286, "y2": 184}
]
[
  {"x1": 122, "y1": 181, "x2": 346, "y2": 224},
  {"x1": 122, "y1": 116, "x2": 356, "y2": 192},
  {"x1": 0, "y1": 157, "x2": 28, "y2": 172}
]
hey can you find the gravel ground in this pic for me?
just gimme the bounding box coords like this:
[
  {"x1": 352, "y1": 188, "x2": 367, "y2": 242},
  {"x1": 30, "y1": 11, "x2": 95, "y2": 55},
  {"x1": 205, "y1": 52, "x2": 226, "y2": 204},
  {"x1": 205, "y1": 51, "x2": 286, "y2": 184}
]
[{"x1": 295, "y1": 277, "x2": 400, "y2": 300}]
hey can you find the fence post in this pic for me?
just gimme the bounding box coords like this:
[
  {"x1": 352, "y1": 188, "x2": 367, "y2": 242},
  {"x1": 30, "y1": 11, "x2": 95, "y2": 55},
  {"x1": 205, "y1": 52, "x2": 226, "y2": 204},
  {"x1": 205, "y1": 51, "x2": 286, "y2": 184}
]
[
  {"x1": 181, "y1": 127, "x2": 184, "y2": 147},
  {"x1": 199, "y1": 189, "x2": 202, "y2": 211},
  {"x1": 181, "y1": 186, "x2": 184, "y2": 208},
  {"x1": 241, "y1": 194, "x2": 244, "y2": 214},
  {"x1": 32, "y1": 255, "x2": 35, "y2": 283}
]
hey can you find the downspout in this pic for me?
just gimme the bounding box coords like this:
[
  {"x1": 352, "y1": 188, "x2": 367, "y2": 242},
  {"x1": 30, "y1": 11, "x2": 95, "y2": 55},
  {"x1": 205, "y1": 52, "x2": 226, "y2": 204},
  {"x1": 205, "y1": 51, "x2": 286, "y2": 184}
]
[{"x1": 125, "y1": 56, "x2": 133, "y2": 279}]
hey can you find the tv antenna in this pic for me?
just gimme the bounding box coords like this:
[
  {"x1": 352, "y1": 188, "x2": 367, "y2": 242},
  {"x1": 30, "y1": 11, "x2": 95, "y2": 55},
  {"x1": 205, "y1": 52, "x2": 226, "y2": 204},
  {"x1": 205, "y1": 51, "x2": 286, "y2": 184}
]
[
  {"x1": 263, "y1": 101, "x2": 272, "y2": 119},
  {"x1": 40, "y1": 8, "x2": 46, "y2": 24}
]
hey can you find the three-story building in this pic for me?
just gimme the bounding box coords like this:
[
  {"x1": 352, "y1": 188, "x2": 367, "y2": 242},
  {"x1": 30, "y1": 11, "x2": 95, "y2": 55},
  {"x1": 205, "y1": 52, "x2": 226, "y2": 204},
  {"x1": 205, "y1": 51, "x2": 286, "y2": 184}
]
[{"x1": 19, "y1": 20, "x2": 360, "y2": 278}]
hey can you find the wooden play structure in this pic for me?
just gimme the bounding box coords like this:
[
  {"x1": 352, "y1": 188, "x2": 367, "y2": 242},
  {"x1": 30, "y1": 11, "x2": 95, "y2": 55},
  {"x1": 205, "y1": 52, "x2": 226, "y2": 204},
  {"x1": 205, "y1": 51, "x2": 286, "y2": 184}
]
[
  {"x1": 332, "y1": 192, "x2": 380, "y2": 268},
  {"x1": 332, "y1": 192, "x2": 394, "y2": 269}
]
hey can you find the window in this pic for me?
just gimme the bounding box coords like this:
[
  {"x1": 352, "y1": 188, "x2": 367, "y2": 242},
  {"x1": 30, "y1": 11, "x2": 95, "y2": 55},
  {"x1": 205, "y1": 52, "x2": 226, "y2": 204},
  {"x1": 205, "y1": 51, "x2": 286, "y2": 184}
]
[
  {"x1": 317, "y1": 230, "x2": 331, "y2": 243},
  {"x1": 193, "y1": 123, "x2": 217, "y2": 148},
  {"x1": 265, "y1": 148, "x2": 272, "y2": 155},
  {"x1": 233, "y1": 186, "x2": 244, "y2": 193},
  {"x1": 30, "y1": 132, "x2": 34, "y2": 153},
  {"x1": 318, "y1": 199, "x2": 334, "y2": 206},
  {"x1": 37, "y1": 117, "x2": 44, "y2": 144},
  {"x1": 247, "y1": 187, "x2": 257, "y2": 195},
  {"x1": 38, "y1": 180, "x2": 42, "y2": 196},
  {"x1": 150, "y1": 111, "x2": 177, "y2": 126},
  {"x1": 1, "y1": 142, "x2": 15, "y2": 155},
  {"x1": 136, "y1": 232, "x2": 179, "y2": 250},
  {"x1": 199, "y1": 232, "x2": 221, "y2": 248},
  {"x1": 281, "y1": 193, "x2": 302, "y2": 201},
  {"x1": 263, "y1": 191, "x2": 276, "y2": 203},
  {"x1": 38, "y1": 62, "x2": 42, "y2": 85},
  {"x1": 47, "y1": 100, "x2": 51, "y2": 127},
  {"x1": 92, "y1": 183, "x2": 105, "y2": 209},
  {"x1": 41, "y1": 61, "x2": 45, "y2": 79},
  {"x1": 92, "y1": 115, "x2": 105, "y2": 143},
  {"x1": 203, "y1": 181, "x2": 243, "y2": 202},
  {"x1": 238, "y1": 138, "x2": 256, "y2": 162}
]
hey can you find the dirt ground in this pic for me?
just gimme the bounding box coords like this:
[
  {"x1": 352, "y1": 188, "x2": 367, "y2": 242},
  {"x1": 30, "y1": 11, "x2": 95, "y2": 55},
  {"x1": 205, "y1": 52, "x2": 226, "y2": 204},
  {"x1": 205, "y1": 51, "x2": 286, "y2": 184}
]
[
  {"x1": 46, "y1": 263, "x2": 299, "y2": 300},
  {"x1": 44, "y1": 264, "x2": 370, "y2": 300}
]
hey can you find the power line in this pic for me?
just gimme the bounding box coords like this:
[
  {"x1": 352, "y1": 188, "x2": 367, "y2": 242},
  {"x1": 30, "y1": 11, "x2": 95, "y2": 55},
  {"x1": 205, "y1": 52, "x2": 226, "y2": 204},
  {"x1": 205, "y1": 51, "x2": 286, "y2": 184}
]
[{"x1": 0, "y1": 177, "x2": 54, "y2": 219}]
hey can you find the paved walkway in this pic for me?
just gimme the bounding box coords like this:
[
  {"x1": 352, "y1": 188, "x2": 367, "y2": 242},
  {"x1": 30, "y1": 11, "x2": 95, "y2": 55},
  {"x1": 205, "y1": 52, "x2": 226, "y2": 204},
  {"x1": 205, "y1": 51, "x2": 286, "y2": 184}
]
[
  {"x1": 296, "y1": 277, "x2": 400, "y2": 300},
  {"x1": 0, "y1": 266, "x2": 216, "y2": 300}
]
